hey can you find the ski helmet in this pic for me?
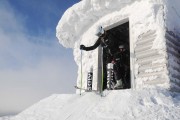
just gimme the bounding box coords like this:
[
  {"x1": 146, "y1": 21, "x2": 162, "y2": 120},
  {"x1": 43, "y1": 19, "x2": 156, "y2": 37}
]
[
  {"x1": 119, "y1": 45, "x2": 125, "y2": 49},
  {"x1": 95, "y1": 26, "x2": 104, "y2": 37}
]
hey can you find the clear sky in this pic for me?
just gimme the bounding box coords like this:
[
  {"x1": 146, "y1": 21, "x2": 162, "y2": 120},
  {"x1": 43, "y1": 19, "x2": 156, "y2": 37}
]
[{"x1": 0, "y1": 0, "x2": 79, "y2": 116}]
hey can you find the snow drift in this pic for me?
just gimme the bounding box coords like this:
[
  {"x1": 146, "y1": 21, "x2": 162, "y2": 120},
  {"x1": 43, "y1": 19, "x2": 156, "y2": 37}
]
[{"x1": 11, "y1": 88, "x2": 180, "y2": 120}]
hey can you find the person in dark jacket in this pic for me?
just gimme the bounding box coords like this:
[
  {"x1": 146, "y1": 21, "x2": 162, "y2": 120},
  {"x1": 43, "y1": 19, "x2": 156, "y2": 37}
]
[
  {"x1": 113, "y1": 44, "x2": 129, "y2": 89},
  {"x1": 80, "y1": 26, "x2": 119, "y2": 63},
  {"x1": 80, "y1": 26, "x2": 119, "y2": 90}
]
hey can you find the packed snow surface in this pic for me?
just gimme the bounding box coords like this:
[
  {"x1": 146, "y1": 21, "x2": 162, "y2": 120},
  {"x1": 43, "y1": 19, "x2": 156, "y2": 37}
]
[{"x1": 11, "y1": 88, "x2": 180, "y2": 120}]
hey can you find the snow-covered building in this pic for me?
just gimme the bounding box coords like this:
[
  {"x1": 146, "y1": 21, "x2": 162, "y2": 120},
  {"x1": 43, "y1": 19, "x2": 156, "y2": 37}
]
[{"x1": 56, "y1": 0, "x2": 180, "y2": 93}]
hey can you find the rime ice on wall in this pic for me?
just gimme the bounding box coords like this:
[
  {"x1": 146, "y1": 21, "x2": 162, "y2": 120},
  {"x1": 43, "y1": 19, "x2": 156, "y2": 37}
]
[
  {"x1": 165, "y1": 31, "x2": 180, "y2": 91},
  {"x1": 56, "y1": 0, "x2": 180, "y2": 92},
  {"x1": 134, "y1": 30, "x2": 169, "y2": 89},
  {"x1": 163, "y1": 0, "x2": 180, "y2": 91}
]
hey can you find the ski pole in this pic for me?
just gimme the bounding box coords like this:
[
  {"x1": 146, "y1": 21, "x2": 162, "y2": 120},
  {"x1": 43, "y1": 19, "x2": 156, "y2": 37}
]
[
  {"x1": 101, "y1": 47, "x2": 104, "y2": 96},
  {"x1": 80, "y1": 50, "x2": 83, "y2": 95}
]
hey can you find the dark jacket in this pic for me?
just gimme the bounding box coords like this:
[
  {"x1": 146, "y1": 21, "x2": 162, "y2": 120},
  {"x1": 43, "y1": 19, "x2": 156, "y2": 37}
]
[
  {"x1": 113, "y1": 50, "x2": 129, "y2": 67},
  {"x1": 83, "y1": 33, "x2": 119, "y2": 56}
]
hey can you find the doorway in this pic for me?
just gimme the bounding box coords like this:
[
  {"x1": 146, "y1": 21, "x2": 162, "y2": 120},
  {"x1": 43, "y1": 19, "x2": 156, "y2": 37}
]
[{"x1": 102, "y1": 22, "x2": 131, "y2": 90}]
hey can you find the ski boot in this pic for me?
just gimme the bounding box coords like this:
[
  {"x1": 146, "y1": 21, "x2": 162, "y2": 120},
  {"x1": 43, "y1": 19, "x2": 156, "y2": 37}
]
[{"x1": 114, "y1": 79, "x2": 123, "y2": 90}]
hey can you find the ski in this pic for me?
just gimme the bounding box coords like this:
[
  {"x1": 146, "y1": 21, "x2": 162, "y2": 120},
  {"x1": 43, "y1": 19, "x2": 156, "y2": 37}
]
[
  {"x1": 106, "y1": 63, "x2": 115, "y2": 90},
  {"x1": 87, "y1": 67, "x2": 93, "y2": 91}
]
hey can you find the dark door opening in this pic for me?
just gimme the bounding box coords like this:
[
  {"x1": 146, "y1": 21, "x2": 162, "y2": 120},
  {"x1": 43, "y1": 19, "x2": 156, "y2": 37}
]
[{"x1": 103, "y1": 22, "x2": 130, "y2": 90}]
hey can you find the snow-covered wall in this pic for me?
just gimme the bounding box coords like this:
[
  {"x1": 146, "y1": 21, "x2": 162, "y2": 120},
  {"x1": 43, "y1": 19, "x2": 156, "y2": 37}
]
[
  {"x1": 56, "y1": 0, "x2": 180, "y2": 92},
  {"x1": 164, "y1": 0, "x2": 180, "y2": 92},
  {"x1": 165, "y1": 31, "x2": 180, "y2": 92}
]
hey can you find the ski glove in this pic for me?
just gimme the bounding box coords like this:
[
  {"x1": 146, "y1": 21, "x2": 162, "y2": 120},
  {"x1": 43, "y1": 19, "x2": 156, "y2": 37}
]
[{"x1": 80, "y1": 45, "x2": 85, "y2": 50}]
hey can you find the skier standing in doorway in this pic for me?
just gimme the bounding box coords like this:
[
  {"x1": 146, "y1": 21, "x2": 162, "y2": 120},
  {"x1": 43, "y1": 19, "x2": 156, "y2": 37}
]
[{"x1": 112, "y1": 44, "x2": 130, "y2": 89}]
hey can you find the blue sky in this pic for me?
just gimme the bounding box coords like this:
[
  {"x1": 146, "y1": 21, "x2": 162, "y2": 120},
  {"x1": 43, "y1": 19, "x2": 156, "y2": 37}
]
[{"x1": 0, "y1": 0, "x2": 79, "y2": 116}]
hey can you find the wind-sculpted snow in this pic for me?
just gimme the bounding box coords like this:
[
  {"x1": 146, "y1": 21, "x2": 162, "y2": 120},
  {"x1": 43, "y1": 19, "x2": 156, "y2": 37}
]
[
  {"x1": 56, "y1": 0, "x2": 136, "y2": 48},
  {"x1": 56, "y1": 0, "x2": 180, "y2": 48},
  {"x1": 11, "y1": 88, "x2": 180, "y2": 120}
]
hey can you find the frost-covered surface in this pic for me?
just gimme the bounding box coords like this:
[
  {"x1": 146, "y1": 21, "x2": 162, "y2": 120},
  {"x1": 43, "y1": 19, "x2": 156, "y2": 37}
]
[
  {"x1": 56, "y1": 0, "x2": 164, "y2": 48},
  {"x1": 56, "y1": 0, "x2": 180, "y2": 91},
  {"x1": 56, "y1": 0, "x2": 180, "y2": 48},
  {"x1": 56, "y1": 0, "x2": 134, "y2": 48},
  {"x1": 57, "y1": 0, "x2": 166, "y2": 91},
  {"x1": 11, "y1": 88, "x2": 180, "y2": 120},
  {"x1": 164, "y1": 0, "x2": 180, "y2": 91}
]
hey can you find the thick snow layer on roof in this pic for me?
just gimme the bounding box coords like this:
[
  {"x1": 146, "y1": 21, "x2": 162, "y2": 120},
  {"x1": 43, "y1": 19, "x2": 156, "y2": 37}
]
[
  {"x1": 56, "y1": 0, "x2": 138, "y2": 48},
  {"x1": 11, "y1": 88, "x2": 180, "y2": 120},
  {"x1": 56, "y1": 0, "x2": 180, "y2": 49}
]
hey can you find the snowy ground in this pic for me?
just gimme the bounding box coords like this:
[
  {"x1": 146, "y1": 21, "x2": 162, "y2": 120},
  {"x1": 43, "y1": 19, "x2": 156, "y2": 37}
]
[
  {"x1": 10, "y1": 88, "x2": 180, "y2": 120},
  {"x1": 0, "y1": 116, "x2": 13, "y2": 120}
]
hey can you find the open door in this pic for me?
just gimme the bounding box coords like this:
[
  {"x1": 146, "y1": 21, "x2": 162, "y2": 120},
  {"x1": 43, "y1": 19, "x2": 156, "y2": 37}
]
[{"x1": 102, "y1": 22, "x2": 131, "y2": 90}]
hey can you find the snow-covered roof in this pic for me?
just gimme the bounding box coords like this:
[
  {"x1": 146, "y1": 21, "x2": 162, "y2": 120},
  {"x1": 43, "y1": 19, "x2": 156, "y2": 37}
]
[{"x1": 56, "y1": 0, "x2": 137, "y2": 48}]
